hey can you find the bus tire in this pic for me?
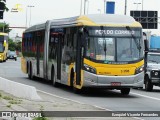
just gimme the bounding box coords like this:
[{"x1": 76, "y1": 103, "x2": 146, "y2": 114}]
[
  {"x1": 70, "y1": 69, "x2": 74, "y2": 87},
  {"x1": 28, "y1": 62, "x2": 34, "y2": 80},
  {"x1": 27, "y1": 62, "x2": 29, "y2": 73},
  {"x1": 52, "y1": 67, "x2": 59, "y2": 87},
  {"x1": 73, "y1": 85, "x2": 81, "y2": 94},
  {"x1": 145, "y1": 76, "x2": 153, "y2": 91},
  {"x1": 121, "y1": 88, "x2": 130, "y2": 95}
]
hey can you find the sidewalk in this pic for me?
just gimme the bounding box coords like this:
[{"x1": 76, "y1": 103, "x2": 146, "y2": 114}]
[{"x1": 0, "y1": 90, "x2": 135, "y2": 120}]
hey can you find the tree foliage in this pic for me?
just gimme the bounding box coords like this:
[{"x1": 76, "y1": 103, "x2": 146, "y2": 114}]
[
  {"x1": 8, "y1": 38, "x2": 16, "y2": 51},
  {"x1": 0, "y1": 23, "x2": 11, "y2": 33},
  {"x1": 8, "y1": 38, "x2": 22, "y2": 51},
  {"x1": 0, "y1": 0, "x2": 9, "y2": 11}
]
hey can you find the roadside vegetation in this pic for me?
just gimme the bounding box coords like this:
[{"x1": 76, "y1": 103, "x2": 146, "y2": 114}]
[{"x1": 0, "y1": 92, "x2": 23, "y2": 108}]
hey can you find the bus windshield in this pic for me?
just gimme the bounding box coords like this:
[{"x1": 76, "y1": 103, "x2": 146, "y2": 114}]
[
  {"x1": 0, "y1": 43, "x2": 3, "y2": 52},
  {"x1": 85, "y1": 27, "x2": 143, "y2": 63}
]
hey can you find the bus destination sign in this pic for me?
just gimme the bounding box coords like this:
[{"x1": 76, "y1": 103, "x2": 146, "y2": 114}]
[{"x1": 89, "y1": 29, "x2": 141, "y2": 37}]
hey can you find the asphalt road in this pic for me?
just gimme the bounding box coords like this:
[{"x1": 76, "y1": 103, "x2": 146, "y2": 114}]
[{"x1": 1, "y1": 58, "x2": 160, "y2": 113}]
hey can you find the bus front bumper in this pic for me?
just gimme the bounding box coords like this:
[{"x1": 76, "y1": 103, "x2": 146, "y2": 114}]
[{"x1": 83, "y1": 71, "x2": 144, "y2": 88}]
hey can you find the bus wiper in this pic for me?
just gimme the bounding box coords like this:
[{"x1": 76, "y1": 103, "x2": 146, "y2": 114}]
[
  {"x1": 100, "y1": 26, "x2": 107, "y2": 60},
  {"x1": 126, "y1": 26, "x2": 141, "y2": 50}
]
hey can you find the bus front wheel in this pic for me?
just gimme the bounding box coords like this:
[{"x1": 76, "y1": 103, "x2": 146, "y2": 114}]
[
  {"x1": 70, "y1": 70, "x2": 81, "y2": 94},
  {"x1": 121, "y1": 88, "x2": 130, "y2": 95}
]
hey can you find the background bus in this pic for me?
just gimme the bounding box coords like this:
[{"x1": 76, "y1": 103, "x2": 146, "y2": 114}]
[
  {"x1": 21, "y1": 14, "x2": 144, "y2": 95},
  {"x1": 0, "y1": 32, "x2": 8, "y2": 62}
]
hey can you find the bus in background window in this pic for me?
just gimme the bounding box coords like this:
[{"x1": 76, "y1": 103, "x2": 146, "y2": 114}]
[
  {"x1": 0, "y1": 32, "x2": 8, "y2": 62},
  {"x1": 21, "y1": 14, "x2": 144, "y2": 95}
]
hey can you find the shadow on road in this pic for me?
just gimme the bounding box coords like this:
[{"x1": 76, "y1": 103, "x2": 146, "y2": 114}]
[{"x1": 23, "y1": 76, "x2": 139, "y2": 98}]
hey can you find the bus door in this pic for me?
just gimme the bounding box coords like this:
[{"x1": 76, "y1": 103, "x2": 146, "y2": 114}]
[
  {"x1": 75, "y1": 32, "x2": 83, "y2": 85},
  {"x1": 57, "y1": 34, "x2": 62, "y2": 80}
]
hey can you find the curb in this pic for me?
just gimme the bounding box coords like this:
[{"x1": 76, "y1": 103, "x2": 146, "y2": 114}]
[{"x1": 0, "y1": 77, "x2": 41, "y2": 100}]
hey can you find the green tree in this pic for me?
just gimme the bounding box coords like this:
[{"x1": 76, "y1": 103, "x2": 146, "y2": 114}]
[
  {"x1": 0, "y1": 0, "x2": 10, "y2": 33},
  {"x1": 15, "y1": 41, "x2": 22, "y2": 52},
  {"x1": 8, "y1": 38, "x2": 22, "y2": 52},
  {"x1": 0, "y1": 0, "x2": 9, "y2": 11},
  {"x1": 8, "y1": 38, "x2": 16, "y2": 51},
  {"x1": 0, "y1": 23, "x2": 11, "y2": 33}
]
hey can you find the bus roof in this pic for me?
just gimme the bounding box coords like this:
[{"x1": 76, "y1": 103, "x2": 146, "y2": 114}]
[
  {"x1": 50, "y1": 14, "x2": 141, "y2": 27},
  {"x1": 25, "y1": 14, "x2": 142, "y2": 33}
]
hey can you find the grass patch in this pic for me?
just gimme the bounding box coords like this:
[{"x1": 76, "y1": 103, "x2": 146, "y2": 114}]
[
  {"x1": 3, "y1": 95, "x2": 22, "y2": 104},
  {"x1": 9, "y1": 99, "x2": 21, "y2": 104},
  {"x1": 3, "y1": 96, "x2": 13, "y2": 100},
  {"x1": 6, "y1": 104, "x2": 11, "y2": 108},
  {"x1": 33, "y1": 117, "x2": 48, "y2": 120},
  {"x1": 0, "y1": 93, "x2": 2, "y2": 98}
]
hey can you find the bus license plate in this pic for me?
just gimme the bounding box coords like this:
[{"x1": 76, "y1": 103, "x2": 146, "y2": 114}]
[{"x1": 111, "y1": 82, "x2": 121, "y2": 86}]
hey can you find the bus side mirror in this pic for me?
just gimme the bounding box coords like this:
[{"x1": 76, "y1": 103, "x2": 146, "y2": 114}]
[
  {"x1": 144, "y1": 39, "x2": 149, "y2": 53},
  {"x1": 3, "y1": 40, "x2": 6, "y2": 47}
]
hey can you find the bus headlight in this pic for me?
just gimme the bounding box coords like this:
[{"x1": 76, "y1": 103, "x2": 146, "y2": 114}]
[
  {"x1": 135, "y1": 65, "x2": 144, "y2": 74},
  {"x1": 83, "y1": 64, "x2": 96, "y2": 74}
]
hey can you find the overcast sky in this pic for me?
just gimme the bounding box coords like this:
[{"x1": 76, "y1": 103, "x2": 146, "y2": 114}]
[{"x1": 4, "y1": 0, "x2": 160, "y2": 38}]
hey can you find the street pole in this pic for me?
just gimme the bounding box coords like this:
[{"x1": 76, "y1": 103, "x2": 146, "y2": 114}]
[
  {"x1": 28, "y1": 5, "x2": 34, "y2": 27},
  {"x1": 124, "y1": 0, "x2": 127, "y2": 15},
  {"x1": 84, "y1": 0, "x2": 86, "y2": 14},
  {"x1": 104, "y1": 0, "x2": 106, "y2": 14},
  {"x1": 25, "y1": 6, "x2": 28, "y2": 28},
  {"x1": 142, "y1": 0, "x2": 143, "y2": 10},
  {"x1": 80, "y1": 0, "x2": 82, "y2": 15},
  {"x1": 87, "y1": 0, "x2": 89, "y2": 14}
]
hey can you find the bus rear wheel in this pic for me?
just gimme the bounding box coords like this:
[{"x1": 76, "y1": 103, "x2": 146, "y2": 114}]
[
  {"x1": 121, "y1": 88, "x2": 130, "y2": 95},
  {"x1": 52, "y1": 67, "x2": 59, "y2": 87},
  {"x1": 28, "y1": 63, "x2": 34, "y2": 80}
]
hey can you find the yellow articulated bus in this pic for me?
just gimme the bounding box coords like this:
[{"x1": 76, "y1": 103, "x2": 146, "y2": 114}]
[
  {"x1": 0, "y1": 32, "x2": 8, "y2": 62},
  {"x1": 21, "y1": 14, "x2": 144, "y2": 95}
]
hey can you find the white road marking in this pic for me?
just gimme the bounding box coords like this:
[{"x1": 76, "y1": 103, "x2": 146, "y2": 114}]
[{"x1": 131, "y1": 92, "x2": 160, "y2": 101}]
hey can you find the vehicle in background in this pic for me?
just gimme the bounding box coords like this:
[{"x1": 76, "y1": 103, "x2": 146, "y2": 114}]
[
  {"x1": 0, "y1": 32, "x2": 8, "y2": 62},
  {"x1": 144, "y1": 49, "x2": 160, "y2": 91},
  {"x1": 7, "y1": 51, "x2": 17, "y2": 61}
]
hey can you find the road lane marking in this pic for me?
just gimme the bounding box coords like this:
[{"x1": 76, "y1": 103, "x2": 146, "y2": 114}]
[{"x1": 131, "y1": 92, "x2": 160, "y2": 101}]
